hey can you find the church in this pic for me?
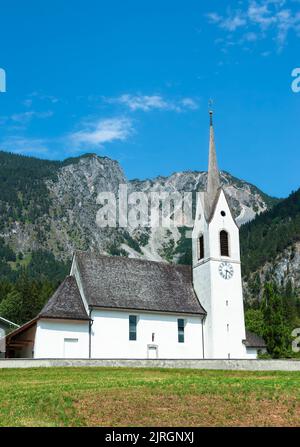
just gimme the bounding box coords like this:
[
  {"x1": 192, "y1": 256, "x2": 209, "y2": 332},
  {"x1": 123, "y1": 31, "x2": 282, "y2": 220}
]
[{"x1": 4, "y1": 112, "x2": 266, "y2": 359}]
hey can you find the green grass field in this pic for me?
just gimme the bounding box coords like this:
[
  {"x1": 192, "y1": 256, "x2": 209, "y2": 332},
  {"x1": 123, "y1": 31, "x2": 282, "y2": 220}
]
[{"x1": 0, "y1": 367, "x2": 299, "y2": 426}]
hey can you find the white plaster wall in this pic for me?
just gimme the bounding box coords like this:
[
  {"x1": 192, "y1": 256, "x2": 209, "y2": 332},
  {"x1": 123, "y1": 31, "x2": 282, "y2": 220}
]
[
  {"x1": 208, "y1": 191, "x2": 246, "y2": 358},
  {"x1": 207, "y1": 260, "x2": 247, "y2": 358},
  {"x1": 34, "y1": 319, "x2": 89, "y2": 359},
  {"x1": 192, "y1": 263, "x2": 212, "y2": 357},
  {"x1": 192, "y1": 193, "x2": 213, "y2": 357},
  {"x1": 91, "y1": 309, "x2": 204, "y2": 359}
]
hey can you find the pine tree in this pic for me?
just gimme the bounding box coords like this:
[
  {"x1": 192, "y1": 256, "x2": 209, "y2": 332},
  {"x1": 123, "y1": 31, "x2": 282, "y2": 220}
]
[
  {"x1": 245, "y1": 308, "x2": 264, "y2": 337},
  {"x1": 282, "y1": 280, "x2": 297, "y2": 325},
  {"x1": 261, "y1": 283, "x2": 291, "y2": 358},
  {"x1": 0, "y1": 289, "x2": 23, "y2": 324}
]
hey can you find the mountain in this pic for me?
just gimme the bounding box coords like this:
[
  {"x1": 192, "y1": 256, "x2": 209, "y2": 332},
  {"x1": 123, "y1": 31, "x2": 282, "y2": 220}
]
[
  {"x1": 0, "y1": 151, "x2": 278, "y2": 276},
  {"x1": 240, "y1": 188, "x2": 300, "y2": 301}
]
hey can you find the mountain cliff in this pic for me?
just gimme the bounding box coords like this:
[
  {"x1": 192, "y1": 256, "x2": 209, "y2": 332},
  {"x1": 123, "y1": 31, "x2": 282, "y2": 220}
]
[
  {"x1": 0, "y1": 151, "x2": 277, "y2": 270},
  {"x1": 240, "y1": 188, "x2": 300, "y2": 301}
]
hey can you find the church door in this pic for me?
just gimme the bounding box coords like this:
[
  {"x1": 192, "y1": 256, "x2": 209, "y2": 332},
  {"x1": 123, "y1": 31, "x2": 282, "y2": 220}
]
[
  {"x1": 147, "y1": 344, "x2": 158, "y2": 359},
  {"x1": 64, "y1": 338, "x2": 79, "y2": 358}
]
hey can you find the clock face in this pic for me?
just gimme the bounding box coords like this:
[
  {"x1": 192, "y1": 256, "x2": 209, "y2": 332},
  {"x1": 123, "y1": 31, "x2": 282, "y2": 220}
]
[{"x1": 219, "y1": 262, "x2": 234, "y2": 280}]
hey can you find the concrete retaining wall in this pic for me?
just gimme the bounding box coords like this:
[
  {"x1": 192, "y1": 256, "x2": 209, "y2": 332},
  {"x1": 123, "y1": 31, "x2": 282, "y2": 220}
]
[{"x1": 0, "y1": 358, "x2": 300, "y2": 371}]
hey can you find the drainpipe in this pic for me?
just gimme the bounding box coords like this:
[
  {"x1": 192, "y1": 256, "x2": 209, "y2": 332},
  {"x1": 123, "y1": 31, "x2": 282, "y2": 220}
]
[
  {"x1": 89, "y1": 307, "x2": 93, "y2": 359},
  {"x1": 201, "y1": 316, "x2": 205, "y2": 359}
]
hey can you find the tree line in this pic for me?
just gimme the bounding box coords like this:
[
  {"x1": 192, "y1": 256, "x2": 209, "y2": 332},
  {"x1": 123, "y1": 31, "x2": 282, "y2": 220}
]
[
  {"x1": 0, "y1": 249, "x2": 69, "y2": 325},
  {"x1": 245, "y1": 281, "x2": 300, "y2": 358}
]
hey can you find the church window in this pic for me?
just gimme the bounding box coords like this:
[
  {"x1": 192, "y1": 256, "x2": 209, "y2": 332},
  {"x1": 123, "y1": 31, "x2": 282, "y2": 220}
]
[
  {"x1": 221, "y1": 210, "x2": 226, "y2": 217},
  {"x1": 197, "y1": 234, "x2": 204, "y2": 260},
  {"x1": 129, "y1": 315, "x2": 137, "y2": 341},
  {"x1": 227, "y1": 324, "x2": 229, "y2": 332},
  {"x1": 178, "y1": 319, "x2": 185, "y2": 343},
  {"x1": 220, "y1": 230, "x2": 229, "y2": 256}
]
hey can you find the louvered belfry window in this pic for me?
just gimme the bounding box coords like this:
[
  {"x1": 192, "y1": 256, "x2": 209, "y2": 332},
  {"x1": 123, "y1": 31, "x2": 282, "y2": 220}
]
[
  {"x1": 220, "y1": 230, "x2": 229, "y2": 257},
  {"x1": 198, "y1": 235, "x2": 204, "y2": 260}
]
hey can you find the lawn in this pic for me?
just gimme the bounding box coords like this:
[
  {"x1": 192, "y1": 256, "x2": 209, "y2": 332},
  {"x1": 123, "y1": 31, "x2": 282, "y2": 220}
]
[{"x1": 0, "y1": 367, "x2": 299, "y2": 426}]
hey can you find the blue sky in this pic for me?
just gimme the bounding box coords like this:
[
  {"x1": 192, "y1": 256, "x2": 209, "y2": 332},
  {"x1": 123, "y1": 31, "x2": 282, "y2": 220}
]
[{"x1": 0, "y1": 0, "x2": 299, "y2": 197}]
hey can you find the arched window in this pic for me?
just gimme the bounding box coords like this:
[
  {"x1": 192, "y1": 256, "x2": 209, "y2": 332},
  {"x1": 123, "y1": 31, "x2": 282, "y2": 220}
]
[
  {"x1": 197, "y1": 234, "x2": 204, "y2": 260},
  {"x1": 220, "y1": 230, "x2": 229, "y2": 257}
]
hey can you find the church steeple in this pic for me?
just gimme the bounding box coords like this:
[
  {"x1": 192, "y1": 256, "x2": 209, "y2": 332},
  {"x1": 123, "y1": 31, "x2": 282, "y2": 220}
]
[
  {"x1": 205, "y1": 109, "x2": 220, "y2": 219},
  {"x1": 192, "y1": 109, "x2": 247, "y2": 360}
]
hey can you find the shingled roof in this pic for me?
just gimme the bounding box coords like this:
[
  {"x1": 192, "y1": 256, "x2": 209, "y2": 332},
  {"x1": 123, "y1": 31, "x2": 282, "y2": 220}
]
[
  {"x1": 244, "y1": 330, "x2": 266, "y2": 348},
  {"x1": 39, "y1": 276, "x2": 89, "y2": 321},
  {"x1": 75, "y1": 251, "x2": 206, "y2": 315}
]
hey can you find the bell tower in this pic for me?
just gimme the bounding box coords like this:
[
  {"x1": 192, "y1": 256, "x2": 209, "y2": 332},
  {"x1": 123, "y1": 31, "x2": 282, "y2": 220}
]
[{"x1": 192, "y1": 110, "x2": 247, "y2": 359}]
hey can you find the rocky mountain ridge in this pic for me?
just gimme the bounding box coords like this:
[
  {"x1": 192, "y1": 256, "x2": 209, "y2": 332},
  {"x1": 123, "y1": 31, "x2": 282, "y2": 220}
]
[{"x1": 0, "y1": 152, "x2": 277, "y2": 265}]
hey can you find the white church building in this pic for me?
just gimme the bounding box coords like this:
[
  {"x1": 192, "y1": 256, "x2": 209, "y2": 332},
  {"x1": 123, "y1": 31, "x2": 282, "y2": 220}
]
[{"x1": 5, "y1": 112, "x2": 266, "y2": 359}]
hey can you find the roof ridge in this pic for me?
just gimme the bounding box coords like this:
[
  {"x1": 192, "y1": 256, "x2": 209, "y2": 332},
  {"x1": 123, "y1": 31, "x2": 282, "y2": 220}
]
[
  {"x1": 75, "y1": 250, "x2": 205, "y2": 315},
  {"x1": 75, "y1": 250, "x2": 191, "y2": 270}
]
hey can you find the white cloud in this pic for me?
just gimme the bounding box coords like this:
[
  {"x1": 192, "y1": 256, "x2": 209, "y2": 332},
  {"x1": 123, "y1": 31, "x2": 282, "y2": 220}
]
[
  {"x1": 0, "y1": 116, "x2": 134, "y2": 158},
  {"x1": 28, "y1": 92, "x2": 59, "y2": 104},
  {"x1": 247, "y1": 2, "x2": 276, "y2": 28},
  {"x1": 244, "y1": 31, "x2": 258, "y2": 41},
  {"x1": 207, "y1": 0, "x2": 300, "y2": 51},
  {"x1": 10, "y1": 110, "x2": 53, "y2": 125},
  {"x1": 23, "y1": 99, "x2": 33, "y2": 108},
  {"x1": 0, "y1": 136, "x2": 49, "y2": 155},
  {"x1": 180, "y1": 97, "x2": 199, "y2": 110},
  {"x1": 207, "y1": 10, "x2": 246, "y2": 31},
  {"x1": 0, "y1": 110, "x2": 54, "y2": 128},
  {"x1": 108, "y1": 94, "x2": 199, "y2": 113},
  {"x1": 116, "y1": 94, "x2": 170, "y2": 111},
  {"x1": 206, "y1": 12, "x2": 222, "y2": 24},
  {"x1": 69, "y1": 117, "x2": 134, "y2": 149},
  {"x1": 222, "y1": 13, "x2": 247, "y2": 31}
]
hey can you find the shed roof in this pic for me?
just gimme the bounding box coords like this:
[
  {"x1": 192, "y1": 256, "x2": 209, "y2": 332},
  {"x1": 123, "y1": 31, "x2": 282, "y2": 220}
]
[{"x1": 244, "y1": 330, "x2": 267, "y2": 348}]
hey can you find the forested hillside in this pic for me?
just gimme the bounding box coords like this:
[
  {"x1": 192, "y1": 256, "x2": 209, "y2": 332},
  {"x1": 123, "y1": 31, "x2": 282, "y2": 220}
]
[
  {"x1": 240, "y1": 188, "x2": 300, "y2": 278},
  {"x1": 0, "y1": 244, "x2": 70, "y2": 324},
  {"x1": 239, "y1": 189, "x2": 300, "y2": 357},
  {"x1": 0, "y1": 151, "x2": 59, "y2": 229},
  {"x1": 0, "y1": 151, "x2": 97, "y2": 230}
]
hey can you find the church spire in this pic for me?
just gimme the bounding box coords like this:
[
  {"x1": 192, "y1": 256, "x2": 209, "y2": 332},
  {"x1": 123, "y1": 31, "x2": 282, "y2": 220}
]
[{"x1": 205, "y1": 109, "x2": 220, "y2": 219}]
